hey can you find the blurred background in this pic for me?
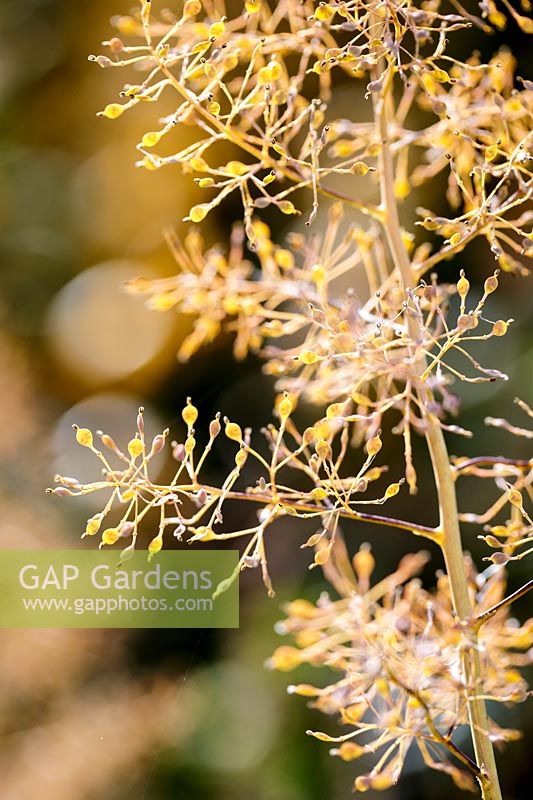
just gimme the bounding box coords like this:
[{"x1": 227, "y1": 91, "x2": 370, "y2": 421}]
[{"x1": 0, "y1": 1, "x2": 531, "y2": 798}]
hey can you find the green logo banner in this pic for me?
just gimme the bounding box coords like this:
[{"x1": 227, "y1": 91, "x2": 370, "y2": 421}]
[{"x1": 0, "y1": 550, "x2": 239, "y2": 628}]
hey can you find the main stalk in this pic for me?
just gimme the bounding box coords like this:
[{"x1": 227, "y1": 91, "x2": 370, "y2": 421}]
[{"x1": 372, "y1": 81, "x2": 503, "y2": 800}]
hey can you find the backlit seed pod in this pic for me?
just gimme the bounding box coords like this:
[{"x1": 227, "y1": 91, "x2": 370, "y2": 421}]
[
  {"x1": 484, "y1": 271, "x2": 499, "y2": 294},
  {"x1": 183, "y1": 0, "x2": 201, "y2": 17},
  {"x1": 351, "y1": 161, "x2": 370, "y2": 175},
  {"x1": 366, "y1": 435, "x2": 382, "y2": 456},
  {"x1": 102, "y1": 528, "x2": 120, "y2": 546},
  {"x1": 150, "y1": 433, "x2": 166, "y2": 455},
  {"x1": 119, "y1": 521, "x2": 135, "y2": 538},
  {"x1": 172, "y1": 442, "x2": 186, "y2": 461},
  {"x1": 457, "y1": 270, "x2": 469, "y2": 298},
  {"x1": 278, "y1": 200, "x2": 298, "y2": 215},
  {"x1": 128, "y1": 438, "x2": 144, "y2": 458},
  {"x1": 268, "y1": 646, "x2": 302, "y2": 671},
  {"x1": 334, "y1": 742, "x2": 365, "y2": 761},
  {"x1": 492, "y1": 319, "x2": 509, "y2": 336},
  {"x1": 235, "y1": 449, "x2": 247, "y2": 468},
  {"x1": 148, "y1": 534, "x2": 163, "y2": 554},
  {"x1": 313, "y1": 547, "x2": 331, "y2": 566},
  {"x1": 188, "y1": 204, "x2": 209, "y2": 222},
  {"x1": 75, "y1": 427, "x2": 94, "y2": 448},
  {"x1": 299, "y1": 350, "x2": 319, "y2": 364},
  {"x1": 208, "y1": 20, "x2": 226, "y2": 37},
  {"x1": 315, "y1": 3, "x2": 335, "y2": 20},
  {"x1": 385, "y1": 481, "x2": 402, "y2": 499},
  {"x1": 99, "y1": 103, "x2": 125, "y2": 119},
  {"x1": 310, "y1": 487, "x2": 328, "y2": 501},
  {"x1": 182, "y1": 399, "x2": 199, "y2": 428},
  {"x1": 315, "y1": 440, "x2": 331, "y2": 460},
  {"x1": 100, "y1": 433, "x2": 120, "y2": 452},
  {"x1": 278, "y1": 395, "x2": 293, "y2": 420},
  {"x1": 141, "y1": 131, "x2": 163, "y2": 148},
  {"x1": 225, "y1": 421, "x2": 242, "y2": 442},
  {"x1": 301, "y1": 532, "x2": 323, "y2": 548},
  {"x1": 84, "y1": 516, "x2": 102, "y2": 536},
  {"x1": 326, "y1": 402, "x2": 345, "y2": 420},
  {"x1": 353, "y1": 544, "x2": 375, "y2": 583},
  {"x1": 508, "y1": 489, "x2": 523, "y2": 509},
  {"x1": 209, "y1": 415, "x2": 221, "y2": 438}
]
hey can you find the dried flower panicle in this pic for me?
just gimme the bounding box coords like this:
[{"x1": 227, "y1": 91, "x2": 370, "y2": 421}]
[
  {"x1": 89, "y1": 1, "x2": 532, "y2": 271},
  {"x1": 49, "y1": 2, "x2": 533, "y2": 796},
  {"x1": 50, "y1": 398, "x2": 441, "y2": 595},
  {"x1": 127, "y1": 206, "x2": 513, "y2": 493},
  {"x1": 453, "y1": 397, "x2": 533, "y2": 565},
  {"x1": 270, "y1": 546, "x2": 533, "y2": 793}
]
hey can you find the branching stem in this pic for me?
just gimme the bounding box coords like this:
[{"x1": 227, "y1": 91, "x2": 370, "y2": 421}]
[{"x1": 372, "y1": 61, "x2": 503, "y2": 800}]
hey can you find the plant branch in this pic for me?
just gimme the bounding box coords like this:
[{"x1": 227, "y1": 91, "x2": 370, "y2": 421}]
[{"x1": 474, "y1": 579, "x2": 533, "y2": 630}]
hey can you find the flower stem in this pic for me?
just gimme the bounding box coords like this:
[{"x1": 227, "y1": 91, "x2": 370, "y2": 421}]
[{"x1": 372, "y1": 76, "x2": 503, "y2": 800}]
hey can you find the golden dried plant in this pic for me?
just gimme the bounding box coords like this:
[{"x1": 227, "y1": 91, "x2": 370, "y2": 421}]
[{"x1": 50, "y1": 2, "x2": 533, "y2": 797}]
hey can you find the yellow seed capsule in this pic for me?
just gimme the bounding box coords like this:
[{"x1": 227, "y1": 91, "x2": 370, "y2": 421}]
[
  {"x1": 235, "y1": 449, "x2": 247, "y2": 468},
  {"x1": 225, "y1": 421, "x2": 242, "y2": 441},
  {"x1": 484, "y1": 272, "x2": 499, "y2": 294},
  {"x1": 269, "y1": 645, "x2": 302, "y2": 671},
  {"x1": 315, "y1": 4, "x2": 335, "y2": 20},
  {"x1": 299, "y1": 349, "x2": 319, "y2": 365},
  {"x1": 431, "y1": 68, "x2": 451, "y2": 83},
  {"x1": 353, "y1": 545, "x2": 375, "y2": 582},
  {"x1": 224, "y1": 160, "x2": 249, "y2": 176},
  {"x1": 278, "y1": 395, "x2": 292, "y2": 420},
  {"x1": 188, "y1": 204, "x2": 209, "y2": 222},
  {"x1": 76, "y1": 428, "x2": 93, "y2": 448},
  {"x1": 325, "y1": 402, "x2": 344, "y2": 420},
  {"x1": 278, "y1": 200, "x2": 298, "y2": 215},
  {"x1": 508, "y1": 489, "x2": 523, "y2": 508},
  {"x1": 336, "y1": 742, "x2": 365, "y2": 761},
  {"x1": 185, "y1": 435, "x2": 195, "y2": 455},
  {"x1": 99, "y1": 103, "x2": 125, "y2": 120},
  {"x1": 182, "y1": 400, "x2": 198, "y2": 428},
  {"x1": 492, "y1": 320, "x2": 508, "y2": 336},
  {"x1": 485, "y1": 145, "x2": 499, "y2": 163},
  {"x1": 141, "y1": 130, "x2": 162, "y2": 148},
  {"x1": 385, "y1": 482, "x2": 402, "y2": 499},
  {"x1": 85, "y1": 516, "x2": 101, "y2": 537},
  {"x1": 457, "y1": 271, "x2": 470, "y2": 297},
  {"x1": 102, "y1": 527, "x2": 120, "y2": 546},
  {"x1": 209, "y1": 20, "x2": 225, "y2": 37},
  {"x1": 310, "y1": 487, "x2": 328, "y2": 501},
  {"x1": 245, "y1": 0, "x2": 260, "y2": 12},
  {"x1": 351, "y1": 161, "x2": 370, "y2": 176},
  {"x1": 128, "y1": 438, "x2": 144, "y2": 458},
  {"x1": 198, "y1": 178, "x2": 214, "y2": 188},
  {"x1": 314, "y1": 547, "x2": 330, "y2": 566},
  {"x1": 315, "y1": 440, "x2": 331, "y2": 460},
  {"x1": 366, "y1": 435, "x2": 382, "y2": 457},
  {"x1": 148, "y1": 534, "x2": 163, "y2": 554},
  {"x1": 449, "y1": 232, "x2": 462, "y2": 246},
  {"x1": 183, "y1": 0, "x2": 201, "y2": 17},
  {"x1": 206, "y1": 100, "x2": 220, "y2": 115}
]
